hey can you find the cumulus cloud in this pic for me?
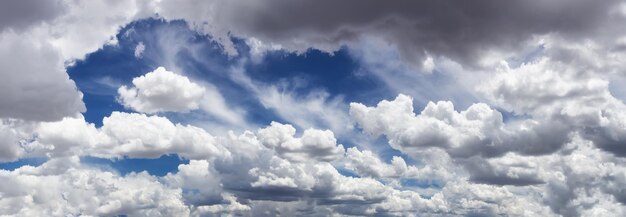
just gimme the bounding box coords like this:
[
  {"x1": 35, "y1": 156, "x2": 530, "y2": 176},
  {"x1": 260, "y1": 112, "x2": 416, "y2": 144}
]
[
  {"x1": 2, "y1": 0, "x2": 626, "y2": 216},
  {"x1": 3, "y1": 98, "x2": 626, "y2": 216},
  {"x1": 0, "y1": 0, "x2": 157, "y2": 121},
  {"x1": 481, "y1": 58, "x2": 626, "y2": 157},
  {"x1": 350, "y1": 94, "x2": 573, "y2": 159},
  {"x1": 119, "y1": 67, "x2": 246, "y2": 126},
  {"x1": 6, "y1": 111, "x2": 457, "y2": 216},
  {"x1": 0, "y1": 157, "x2": 189, "y2": 216},
  {"x1": 33, "y1": 112, "x2": 229, "y2": 160},
  {"x1": 118, "y1": 67, "x2": 206, "y2": 113},
  {"x1": 257, "y1": 122, "x2": 345, "y2": 162}
]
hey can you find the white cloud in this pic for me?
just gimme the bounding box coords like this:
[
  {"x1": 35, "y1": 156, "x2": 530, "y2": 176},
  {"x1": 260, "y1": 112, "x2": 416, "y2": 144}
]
[
  {"x1": 481, "y1": 57, "x2": 626, "y2": 157},
  {"x1": 164, "y1": 160, "x2": 223, "y2": 206},
  {"x1": 0, "y1": 0, "x2": 159, "y2": 122},
  {"x1": 257, "y1": 122, "x2": 345, "y2": 162},
  {"x1": 229, "y1": 65, "x2": 352, "y2": 136},
  {"x1": 134, "y1": 41, "x2": 146, "y2": 58},
  {"x1": 0, "y1": 157, "x2": 190, "y2": 216},
  {"x1": 5, "y1": 97, "x2": 626, "y2": 216},
  {"x1": 118, "y1": 67, "x2": 206, "y2": 113},
  {"x1": 2, "y1": 1, "x2": 626, "y2": 216},
  {"x1": 119, "y1": 67, "x2": 247, "y2": 126},
  {"x1": 31, "y1": 112, "x2": 230, "y2": 160}
]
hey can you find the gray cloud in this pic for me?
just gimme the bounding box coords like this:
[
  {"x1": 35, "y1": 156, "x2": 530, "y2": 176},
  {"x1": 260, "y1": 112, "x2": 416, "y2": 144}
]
[
  {"x1": 158, "y1": 0, "x2": 624, "y2": 68},
  {"x1": 0, "y1": 32, "x2": 85, "y2": 121},
  {"x1": 0, "y1": 0, "x2": 65, "y2": 32}
]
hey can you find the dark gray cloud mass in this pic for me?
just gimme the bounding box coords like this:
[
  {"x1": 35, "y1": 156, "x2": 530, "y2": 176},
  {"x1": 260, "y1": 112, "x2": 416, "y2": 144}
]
[
  {"x1": 0, "y1": 0, "x2": 65, "y2": 31},
  {"x1": 163, "y1": 0, "x2": 623, "y2": 67}
]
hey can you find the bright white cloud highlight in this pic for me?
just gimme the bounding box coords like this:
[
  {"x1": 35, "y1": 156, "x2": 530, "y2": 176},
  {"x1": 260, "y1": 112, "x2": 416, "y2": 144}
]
[
  {"x1": 118, "y1": 67, "x2": 246, "y2": 126},
  {"x1": 118, "y1": 67, "x2": 206, "y2": 113}
]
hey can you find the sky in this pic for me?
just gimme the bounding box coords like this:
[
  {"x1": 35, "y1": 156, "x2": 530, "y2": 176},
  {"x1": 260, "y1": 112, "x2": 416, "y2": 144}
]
[{"x1": 1, "y1": 0, "x2": 626, "y2": 216}]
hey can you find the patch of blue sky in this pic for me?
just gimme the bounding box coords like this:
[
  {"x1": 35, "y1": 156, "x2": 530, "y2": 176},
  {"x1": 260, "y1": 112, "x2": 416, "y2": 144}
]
[
  {"x1": 335, "y1": 167, "x2": 361, "y2": 178},
  {"x1": 65, "y1": 18, "x2": 431, "y2": 176},
  {"x1": 0, "y1": 157, "x2": 48, "y2": 171},
  {"x1": 243, "y1": 48, "x2": 391, "y2": 104},
  {"x1": 80, "y1": 154, "x2": 188, "y2": 177},
  {"x1": 401, "y1": 178, "x2": 444, "y2": 190}
]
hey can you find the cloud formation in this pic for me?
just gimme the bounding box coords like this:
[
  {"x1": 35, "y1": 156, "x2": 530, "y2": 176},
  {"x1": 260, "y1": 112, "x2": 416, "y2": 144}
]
[
  {"x1": 118, "y1": 67, "x2": 206, "y2": 113},
  {"x1": 119, "y1": 67, "x2": 246, "y2": 126},
  {"x1": 1, "y1": 0, "x2": 626, "y2": 216},
  {"x1": 156, "y1": 0, "x2": 626, "y2": 68}
]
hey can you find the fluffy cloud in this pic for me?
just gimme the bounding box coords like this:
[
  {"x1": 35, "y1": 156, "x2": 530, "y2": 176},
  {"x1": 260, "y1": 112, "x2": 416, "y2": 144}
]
[
  {"x1": 482, "y1": 58, "x2": 626, "y2": 157},
  {"x1": 5, "y1": 98, "x2": 626, "y2": 216},
  {"x1": 350, "y1": 94, "x2": 572, "y2": 160},
  {"x1": 0, "y1": 157, "x2": 189, "y2": 216},
  {"x1": 119, "y1": 67, "x2": 246, "y2": 126},
  {"x1": 2, "y1": 0, "x2": 626, "y2": 216},
  {"x1": 0, "y1": 0, "x2": 156, "y2": 122},
  {"x1": 118, "y1": 67, "x2": 206, "y2": 113},
  {"x1": 33, "y1": 112, "x2": 230, "y2": 160},
  {"x1": 4, "y1": 111, "x2": 460, "y2": 216},
  {"x1": 257, "y1": 122, "x2": 345, "y2": 162}
]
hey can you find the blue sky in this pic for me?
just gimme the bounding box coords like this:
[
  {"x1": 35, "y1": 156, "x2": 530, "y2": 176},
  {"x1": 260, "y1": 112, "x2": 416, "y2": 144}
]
[
  {"x1": 2, "y1": 1, "x2": 626, "y2": 216},
  {"x1": 61, "y1": 18, "x2": 416, "y2": 177}
]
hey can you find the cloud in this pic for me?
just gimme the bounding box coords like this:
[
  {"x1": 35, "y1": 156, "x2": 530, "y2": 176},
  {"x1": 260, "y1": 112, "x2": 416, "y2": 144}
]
[
  {"x1": 481, "y1": 57, "x2": 626, "y2": 157},
  {"x1": 28, "y1": 112, "x2": 229, "y2": 160},
  {"x1": 2, "y1": 1, "x2": 626, "y2": 216},
  {"x1": 257, "y1": 122, "x2": 345, "y2": 162},
  {"x1": 8, "y1": 111, "x2": 454, "y2": 216},
  {"x1": 119, "y1": 67, "x2": 247, "y2": 126},
  {"x1": 0, "y1": 0, "x2": 155, "y2": 122},
  {"x1": 0, "y1": 119, "x2": 32, "y2": 162},
  {"x1": 229, "y1": 65, "x2": 352, "y2": 136},
  {"x1": 155, "y1": 0, "x2": 625, "y2": 68},
  {"x1": 0, "y1": 0, "x2": 65, "y2": 31},
  {"x1": 118, "y1": 67, "x2": 206, "y2": 113},
  {"x1": 5, "y1": 98, "x2": 626, "y2": 216},
  {"x1": 0, "y1": 157, "x2": 190, "y2": 216},
  {"x1": 0, "y1": 31, "x2": 85, "y2": 121},
  {"x1": 134, "y1": 41, "x2": 146, "y2": 58},
  {"x1": 350, "y1": 94, "x2": 574, "y2": 160}
]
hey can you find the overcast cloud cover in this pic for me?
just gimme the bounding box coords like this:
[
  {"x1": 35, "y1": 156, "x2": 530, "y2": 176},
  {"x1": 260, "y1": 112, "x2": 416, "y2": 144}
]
[{"x1": 1, "y1": 0, "x2": 626, "y2": 216}]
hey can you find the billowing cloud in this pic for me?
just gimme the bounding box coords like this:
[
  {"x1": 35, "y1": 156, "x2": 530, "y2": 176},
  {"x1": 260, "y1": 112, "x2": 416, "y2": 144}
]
[
  {"x1": 481, "y1": 58, "x2": 626, "y2": 157},
  {"x1": 2, "y1": 0, "x2": 626, "y2": 216},
  {"x1": 118, "y1": 67, "x2": 206, "y2": 113},
  {"x1": 0, "y1": 0, "x2": 156, "y2": 122},
  {"x1": 156, "y1": 0, "x2": 625, "y2": 68},
  {"x1": 119, "y1": 67, "x2": 246, "y2": 126},
  {"x1": 0, "y1": 157, "x2": 189, "y2": 216},
  {"x1": 257, "y1": 122, "x2": 345, "y2": 162}
]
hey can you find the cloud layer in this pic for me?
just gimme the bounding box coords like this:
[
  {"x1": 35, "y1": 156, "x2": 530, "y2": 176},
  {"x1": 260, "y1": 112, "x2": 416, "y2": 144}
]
[{"x1": 1, "y1": 0, "x2": 626, "y2": 216}]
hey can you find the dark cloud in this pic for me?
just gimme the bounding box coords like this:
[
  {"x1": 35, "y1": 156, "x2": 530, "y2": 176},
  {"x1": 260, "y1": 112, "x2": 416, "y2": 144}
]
[
  {"x1": 161, "y1": 0, "x2": 623, "y2": 67},
  {"x1": 461, "y1": 157, "x2": 545, "y2": 186},
  {"x1": 0, "y1": 0, "x2": 65, "y2": 31}
]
